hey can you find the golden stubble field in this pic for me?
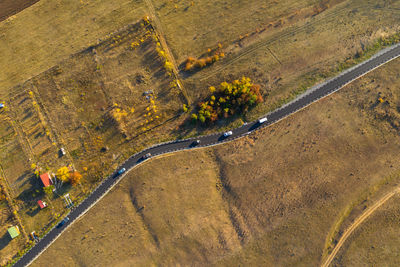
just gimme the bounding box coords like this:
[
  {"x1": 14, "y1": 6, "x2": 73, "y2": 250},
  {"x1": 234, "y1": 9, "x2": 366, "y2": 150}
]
[
  {"x1": 33, "y1": 58, "x2": 400, "y2": 266},
  {"x1": 0, "y1": 0, "x2": 147, "y2": 96}
]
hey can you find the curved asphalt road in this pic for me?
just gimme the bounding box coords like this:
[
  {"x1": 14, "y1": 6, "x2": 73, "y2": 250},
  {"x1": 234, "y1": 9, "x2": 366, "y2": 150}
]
[{"x1": 15, "y1": 43, "x2": 400, "y2": 267}]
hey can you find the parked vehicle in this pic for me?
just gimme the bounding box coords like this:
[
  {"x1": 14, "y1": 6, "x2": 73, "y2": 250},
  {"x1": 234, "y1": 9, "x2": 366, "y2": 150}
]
[
  {"x1": 223, "y1": 131, "x2": 233, "y2": 137},
  {"x1": 191, "y1": 140, "x2": 201, "y2": 147},
  {"x1": 258, "y1": 117, "x2": 268, "y2": 124},
  {"x1": 143, "y1": 153, "x2": 152, "y2": 159},
  {"x1": 117, "y1": 168, "x2": 126, "y2": 175},
  {"x1": 56, "y1": 217, "x2": 69, "y2": 228},
  {"x1": 30, "y1": 231, "x2": 39, "y2": 242}
]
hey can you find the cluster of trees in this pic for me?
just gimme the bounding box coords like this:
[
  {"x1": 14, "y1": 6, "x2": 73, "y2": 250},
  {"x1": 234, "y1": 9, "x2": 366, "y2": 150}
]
[
  {"x1": 184, "y1": 44, "x2": 225, "y2": 71},
  {"x1": 191, "y1": 77, "x2": 263, "y2": 124},
  {"x1": 56, "y1": 167, "x2": 82, "y2": 186}
]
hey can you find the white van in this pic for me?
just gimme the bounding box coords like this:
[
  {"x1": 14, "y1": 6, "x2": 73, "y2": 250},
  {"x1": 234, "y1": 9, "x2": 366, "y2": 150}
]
[{"x1": 258, "y1": 117, "x2": 268, "y2": 124}]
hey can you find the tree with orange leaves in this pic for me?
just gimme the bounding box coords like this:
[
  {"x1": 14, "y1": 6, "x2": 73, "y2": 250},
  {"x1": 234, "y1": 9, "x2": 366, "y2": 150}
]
[{"x1": 69, "y1": 171, "x2": 82, "y2": 186}]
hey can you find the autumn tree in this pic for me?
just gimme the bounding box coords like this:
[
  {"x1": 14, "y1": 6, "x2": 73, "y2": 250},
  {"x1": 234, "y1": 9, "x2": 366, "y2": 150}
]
[
  {"x1": 69, "y1": 172, "x2": 83, "y2": 186},
  {"x1": 192, "y1": 76, "x2": 263, "y2": 124},
  {"x1": 56, "y1": 166, "x2": 70, "y2": 182}
]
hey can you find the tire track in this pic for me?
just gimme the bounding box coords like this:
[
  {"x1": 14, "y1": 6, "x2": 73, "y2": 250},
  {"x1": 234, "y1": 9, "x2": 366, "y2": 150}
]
[{"x1": 321, "y1": 187, "x2": 400, "y2": 267}]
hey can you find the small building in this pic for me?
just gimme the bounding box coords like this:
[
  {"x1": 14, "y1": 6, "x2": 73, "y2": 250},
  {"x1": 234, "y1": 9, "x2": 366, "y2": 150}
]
[
  {"x1": 37, "y1": 200, "x2": 47, "y2": 209},
  {"x1": 7, "y1": 226, "x2": 20, "y2": 239},
  {"x1": 39, "y1": 173, "x2": 53, "y2": 187}
]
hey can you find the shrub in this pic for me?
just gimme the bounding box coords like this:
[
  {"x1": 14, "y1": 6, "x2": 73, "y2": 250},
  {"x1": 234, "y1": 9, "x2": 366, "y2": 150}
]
[
  {"x1": 164, "y1": 61, "x2": 174, "y2": 73},
  {"x1": 184, "y1": 43, "x2": 224, "y2": 71}
]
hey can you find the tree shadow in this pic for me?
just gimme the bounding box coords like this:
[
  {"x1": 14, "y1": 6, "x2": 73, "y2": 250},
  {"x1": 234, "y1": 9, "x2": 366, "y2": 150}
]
[
  {"x1": 53, "y1": 183, "x2": 72, "y2": 200},
  {"x1": 16, "y1": 171, "x2": 32, "y2": 183},
  {"x1": 26, "y1": 206, "x2": 41, "y2": 217},
  {"x1": 16, "y1": 174, "x2": 43, "y2": 203},
  {"x1": 0, "y1": 231, "x2": 11, "y2": 250}
]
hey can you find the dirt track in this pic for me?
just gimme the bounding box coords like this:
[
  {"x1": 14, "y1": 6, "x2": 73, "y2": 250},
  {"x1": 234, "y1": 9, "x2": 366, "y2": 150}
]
[
  {"x1": 0, "y1": 0, "x2": 39, "y2": 22},
  {"x1": 321, "y1": 187, "x2": 400, "y2": 267}
]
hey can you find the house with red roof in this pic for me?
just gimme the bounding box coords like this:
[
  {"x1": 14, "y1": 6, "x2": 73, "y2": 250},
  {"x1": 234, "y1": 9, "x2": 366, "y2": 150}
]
[
  {"x1": 37, "y1": 200, "x2": 47, "y2": 209},
  {"x1": 39, "y1": 173, "x2": 53, "y2": 187}
]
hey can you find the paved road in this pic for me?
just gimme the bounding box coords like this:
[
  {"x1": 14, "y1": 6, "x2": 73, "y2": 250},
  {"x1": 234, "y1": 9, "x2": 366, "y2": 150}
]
[{"x1": 14, "y1": 43, "x2": 400, "y2": 267}]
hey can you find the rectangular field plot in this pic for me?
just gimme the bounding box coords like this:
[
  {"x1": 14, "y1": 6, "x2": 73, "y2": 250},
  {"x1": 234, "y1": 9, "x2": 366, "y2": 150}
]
[
  {"x1": 0, "y1": 139, "x2": 30, "y2": 195},
  {"x1": 29, "y1": 21, "x2": 184, "y2": 165},
  {"x1": 0, "y1": 201, "x2": 25, "y2": 265},
  {"x1": 8, "y1": 88, "x2": 58, "y2": 162},
  {"x1": 154, "y1": 0, "x2": 320, "y2": 62},
  {"x1": 0, "y1": 119, "x2": 16, "y2": 145}
]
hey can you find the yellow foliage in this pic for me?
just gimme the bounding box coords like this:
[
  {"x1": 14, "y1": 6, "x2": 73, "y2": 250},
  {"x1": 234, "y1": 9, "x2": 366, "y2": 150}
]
[
  {"x1": 30, "y1": 163, "x2": 36, "y2": 170},
  {"x1": 111, "y1": 108, "x2": 128, "y2": 122},
  {"x1": 56, "y1": 166, "x2": 70, "y2": 182},
  {"x1": 164, "y1": 61, "x2": 174, "y2": 73}
]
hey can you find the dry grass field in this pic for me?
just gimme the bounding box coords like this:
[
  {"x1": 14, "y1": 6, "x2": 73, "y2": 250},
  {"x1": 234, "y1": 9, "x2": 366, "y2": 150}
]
[
  {"x1": 0, "y1": 201, "x2": 25, "y2": 266},
  {"x1": 33, "y1": 57, "x2": 400, "y2": 266},
  {"x1": 0, "y1": 0, "x2": 147, "y2": 96},
  {"x1": 0, "y1": 18, "x2": 185, "y2": 253},
  {"x1": 153, "y1": 0, "x2": 400, "y2": 119},
  {"x1": 332, "y1": 195, "x2": 400, "y2": 266},
  {"x1": 1, "y1": 0, "x2": 400, "y2": 265}
]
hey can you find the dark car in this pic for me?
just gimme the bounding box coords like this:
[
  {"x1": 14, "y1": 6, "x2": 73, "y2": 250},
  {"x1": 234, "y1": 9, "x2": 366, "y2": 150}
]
[
  {"x1": 190, "y1": 140, "x2": 201, "y2": 147},
  {"x1": 56, "y1": 217, "x2": 69, "y2": 228}
]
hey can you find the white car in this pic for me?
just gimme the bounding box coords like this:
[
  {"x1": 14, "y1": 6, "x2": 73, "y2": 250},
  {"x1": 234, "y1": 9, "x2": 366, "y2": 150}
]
[
  {"x1": 223, "y1": 131, "x2": 233, "y2": 137},
  {"x1": 258, "y1": 117, "x2": 268, "y2": 124}
]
